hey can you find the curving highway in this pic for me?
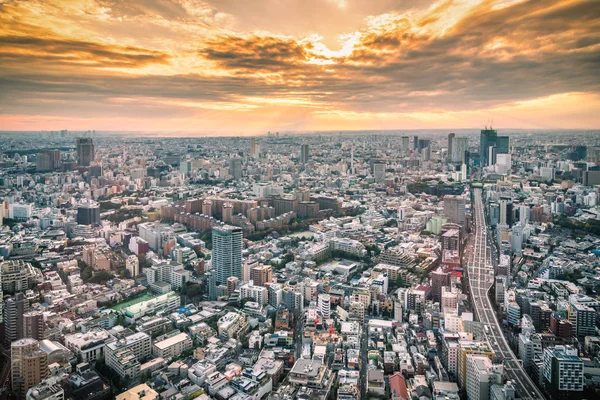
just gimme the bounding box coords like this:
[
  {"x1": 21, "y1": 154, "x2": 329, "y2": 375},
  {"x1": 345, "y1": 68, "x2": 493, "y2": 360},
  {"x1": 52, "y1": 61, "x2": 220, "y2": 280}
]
[{"x1": 467, "y1": 189, "x2": 545, "y2": 400}]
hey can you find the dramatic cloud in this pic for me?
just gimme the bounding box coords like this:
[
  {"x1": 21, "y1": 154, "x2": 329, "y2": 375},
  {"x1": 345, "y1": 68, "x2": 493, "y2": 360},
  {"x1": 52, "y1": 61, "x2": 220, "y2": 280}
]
[{"x1": 0, "y1": 0, "x2": 598, "y2": 133}]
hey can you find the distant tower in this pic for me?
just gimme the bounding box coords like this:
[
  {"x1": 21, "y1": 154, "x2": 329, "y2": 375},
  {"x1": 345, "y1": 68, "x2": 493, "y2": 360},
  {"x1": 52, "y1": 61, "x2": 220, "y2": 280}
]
[
  {"x1": 300, "y1": 144, "x2": 310, "y2": 163},
  {"x1": 76, "y1": 138, "x2": 95, "y2": 167},
  {"x1": 350, "y1": 145, "x2": 355, "y2": 175},
  {"x1": 229, "y1": 158, "x2": 242, "y2": 180},
  {"x1": 448, "y1": 133, "x2": 455, "y2": 161}
]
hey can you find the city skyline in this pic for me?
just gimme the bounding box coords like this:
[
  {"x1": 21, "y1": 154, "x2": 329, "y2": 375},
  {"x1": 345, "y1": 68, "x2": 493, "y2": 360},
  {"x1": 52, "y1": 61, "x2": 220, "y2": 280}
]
[{"x1": 1, "y1": 0, "x2": 599, "y2": 134}]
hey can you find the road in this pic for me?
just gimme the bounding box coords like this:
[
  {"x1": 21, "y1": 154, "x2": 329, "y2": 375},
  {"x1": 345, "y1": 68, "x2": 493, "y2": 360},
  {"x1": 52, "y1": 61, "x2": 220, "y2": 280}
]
[
  {"x1": 467, "y1": 189, "x2": 546, "y2": 400},
  {"x1": 359, "y1": 316, "x2": 368, "y2": 399}
]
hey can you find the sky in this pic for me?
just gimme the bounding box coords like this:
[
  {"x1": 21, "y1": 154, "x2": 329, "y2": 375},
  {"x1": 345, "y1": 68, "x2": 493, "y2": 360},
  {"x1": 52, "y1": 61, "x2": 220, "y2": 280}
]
[{"x1": 0, "y1": 0, "x2": 599, "y2": 134}]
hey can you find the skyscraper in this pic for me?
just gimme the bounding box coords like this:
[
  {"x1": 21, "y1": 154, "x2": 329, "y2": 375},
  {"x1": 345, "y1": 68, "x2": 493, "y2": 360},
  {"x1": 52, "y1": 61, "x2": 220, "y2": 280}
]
[
  {"x1": 300, "y1": 144, "x2": 310, "y2": 163},
  {"x1": 452, "y1": 137, "x2": 469, "y2": 163},
  {"x1": 448, "y1": 132, "x2": 455, "y2": 160},
  {"x1": 250, "y1": 138, "x2": 259, "y2": 158},
  {"x1": 11, "y1": 338, "x2": 48, "y2": 399},
  {"x1": 401, "y1": 136, "x2": 409, "y2": 152},
  {"x1": 480, "y1": 129, "x2": 509, "y2": 166},
  {"x1": 212, "y1": 225, "x2": 243, "y2": 285},
  {"x1": 76, "y1": 138, "x2": 95, "y2": 167},
  {"x1": 229, "y1": 158, "x2": 242, "y2": 180},
  {"x1": 413, "y1": 136, "x2": 419, "y2": 150}
]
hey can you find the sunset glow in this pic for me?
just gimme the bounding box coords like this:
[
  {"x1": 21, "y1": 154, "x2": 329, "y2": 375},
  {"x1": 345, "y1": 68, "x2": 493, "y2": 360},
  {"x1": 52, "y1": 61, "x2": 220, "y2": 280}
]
[{"x1": 1, "y1": 0, "x2": 598, "y2": 133}]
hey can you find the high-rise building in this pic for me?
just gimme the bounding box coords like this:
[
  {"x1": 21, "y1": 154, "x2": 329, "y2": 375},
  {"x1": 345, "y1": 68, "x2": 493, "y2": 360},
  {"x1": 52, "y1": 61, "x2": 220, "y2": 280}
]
[
  {"x1": 413, "y1": 136, "x2": 419, "y2": 150},
  {"x1": 458, "y1": 340, "x2": 495, "y2": 390},
  {"x1": 430, "y1": 267, "x2": 450, "y2": 303},
  {"x1": 3, "y1": 293, "x2": 29, "y2": 343},
  {"x1": 212, "y1": 226, "x2": 243, "y2": 285},
  {"x1": 543, "y1": 346, "x2": 583, "y2": 397},
  {"x1": 77, "y1": 204, "x2": 100, "y2": 225},
  {"x1": 443, "y1": 195, "x2": 466, "y2": 227},
  {"x1": 480, "y1": 129, "x2": 509, "y2": 166},
  {"x1": 300, "y1": 144, "x2": 310, "y2": 163},
  {"x1": 448, "y1": 133, "x2": 455, "y2": 160},
  {"x1": 76, "y1": 138, "x2": 95, "y2": 167},
  {"x1": 12, "y1": 338, "x2": 49, "y2": 399},
  {"x1": 250, "y1": 264, "x2": 272, "y2": 287},
  {"x1": 568, "y1": 301, "x2": 596, "y2": 339},
  {"x1": 23, "y1": 311, "x2": 45, "y2": 341},
  {"x1": 250, "y1": 138, "x2": 260, "y2": 158},
  {"x1": 373, "y1": 162, "x2": 385, "y2": 182},
  {"x1": 36, "y1": 149, "x2": 61, "y2": 172},
  {"x1": 452, "y1": 137, "x2": 469, "y2": 163},
  {"x1": 401, "y1": 136, "x2": 409, "y2": 152},
  {"x1": 466, "y1": 354, "x2": 503, "y2": 400},
  {"x1": 229, "y1": 158, "x2": 242, "y2": 180}
]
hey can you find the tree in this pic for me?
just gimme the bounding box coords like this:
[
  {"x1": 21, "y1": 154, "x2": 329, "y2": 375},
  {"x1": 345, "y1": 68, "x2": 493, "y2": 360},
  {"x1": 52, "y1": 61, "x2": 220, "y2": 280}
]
[{"x1": 396, "y1": 274, "x2": 404, "y2": 288}]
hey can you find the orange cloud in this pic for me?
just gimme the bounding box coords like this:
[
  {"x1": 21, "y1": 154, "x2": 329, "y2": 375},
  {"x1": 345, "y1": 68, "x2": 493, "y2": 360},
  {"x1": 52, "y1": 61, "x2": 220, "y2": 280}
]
[{"x1": 0, "y1": 0, "x2": 598, "y2": 132}]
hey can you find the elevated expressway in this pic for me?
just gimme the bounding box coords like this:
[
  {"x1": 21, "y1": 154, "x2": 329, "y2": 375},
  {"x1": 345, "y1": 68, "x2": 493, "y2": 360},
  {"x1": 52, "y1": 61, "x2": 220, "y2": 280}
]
[{"x1": 467, "y1": 189, "x2": 545, "y2": 399}]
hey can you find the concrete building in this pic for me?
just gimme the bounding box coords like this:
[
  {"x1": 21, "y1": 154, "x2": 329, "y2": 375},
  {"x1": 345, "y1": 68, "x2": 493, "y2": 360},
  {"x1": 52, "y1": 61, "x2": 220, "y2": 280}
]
[
  {"x1": 212, "y1": 225, "x2": 243, "y2": 285},
  {"x1": 443, "y1": 195, "x2": 466, "y2": 227},
  {"x1": 318, "y1": 293, "x2": 331, "y2": 319},
  {"x1": 466, "y1": 354, "x2": 503, "y2": 400},
  {"x1": 23, "y1": 311, "x2": 45, "y2": 341},
  {"x1": 4, "y1": 293, "x2": 29, "y2": 343},
  {"x1": 12, "y1": 339, "x2": 49, "y2": 399},
  {"x1": 76, "y1": 138, "x2": 95, "y2": 167},
  {"x1": 543, "y1": 345, "x2": 583, "y2": 397},
  {"x1": 152, "y1": 332, "x2": 192, "y2": 359}
]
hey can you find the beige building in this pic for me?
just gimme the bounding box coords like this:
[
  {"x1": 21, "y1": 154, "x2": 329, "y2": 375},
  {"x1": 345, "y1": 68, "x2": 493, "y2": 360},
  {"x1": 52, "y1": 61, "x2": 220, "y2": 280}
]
[{"x1": 12, "y1": 338, "x2": 49, "y2": 399}]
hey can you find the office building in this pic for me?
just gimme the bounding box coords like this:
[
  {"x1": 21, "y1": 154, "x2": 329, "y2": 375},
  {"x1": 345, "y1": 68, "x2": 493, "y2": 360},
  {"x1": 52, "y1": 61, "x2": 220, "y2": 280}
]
[
  {"x1": 458, "y1": 340, "x2": 494, "y2": 390},
  {"x1": 229, "y1": 158, "x2": 242, "y2": 180},
  {"x1": 452, "y1": 137, "x2": 469, "y2": 163},
  {"x1": 443, "y1": 195, "x2": 466, "y2": 227},
  {"x1": 401, "y1": 136, "x2": 409, "y2": 152},
  {"x1": 76, "y1": 138, "x2": 95, "y2": 167},
  {"x1": 448, "y1": 133, "x2": 455, "y2": 160},
  {"x1": 543, "y1": 346, "x2": 583, "y2": 398},
  {"x1": 36, "y1": 150, "x2": 60, "y2": 172},
  {"x1": 466, "y1": 354, "x2": 502, "y2": 400},
  {"x1": 300, "y1": 144, "x2": 310, "y2": 163},
  {"x1": 12, "y1": 339, "x2": 49, "y2": 399},
  {"x1": 212, "y1": 225, "x2": 243, "y2": 285},
  {"x1": 77, "y1": 204, "x2": 100, "y2": 226},
  {"x1": 568, "y1": 301, "x2": 596, "y2": 339},
  {"x1": 480, "y1": 129, "x2": 509, "y2": 166}
]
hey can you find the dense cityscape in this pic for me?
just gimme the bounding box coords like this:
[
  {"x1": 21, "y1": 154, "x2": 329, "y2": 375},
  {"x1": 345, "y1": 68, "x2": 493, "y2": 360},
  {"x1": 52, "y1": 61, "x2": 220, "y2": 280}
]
[{"x1": 0, "y1": 129, "x2": 598, "y2": 400}]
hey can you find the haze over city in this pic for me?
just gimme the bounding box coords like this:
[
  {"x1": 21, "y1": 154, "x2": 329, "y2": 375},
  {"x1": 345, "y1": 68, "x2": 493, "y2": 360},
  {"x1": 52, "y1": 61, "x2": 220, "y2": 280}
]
[{"x1": 1, "y1": 0, "x2": 599, "y2": 134}]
